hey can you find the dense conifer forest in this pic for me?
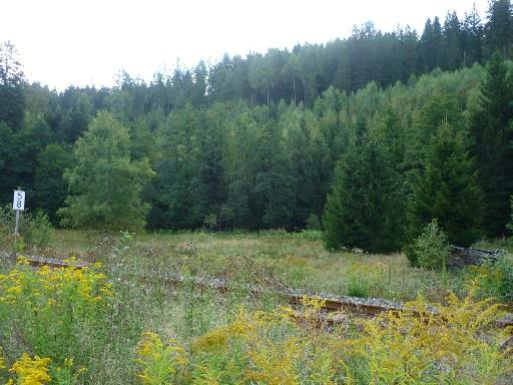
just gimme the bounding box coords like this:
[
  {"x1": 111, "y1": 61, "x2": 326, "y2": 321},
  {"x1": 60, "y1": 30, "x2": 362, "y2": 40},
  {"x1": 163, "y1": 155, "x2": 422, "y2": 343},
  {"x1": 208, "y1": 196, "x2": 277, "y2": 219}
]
[{"x1": 1, "y1": 0, "x2": 513, "y2": 253}]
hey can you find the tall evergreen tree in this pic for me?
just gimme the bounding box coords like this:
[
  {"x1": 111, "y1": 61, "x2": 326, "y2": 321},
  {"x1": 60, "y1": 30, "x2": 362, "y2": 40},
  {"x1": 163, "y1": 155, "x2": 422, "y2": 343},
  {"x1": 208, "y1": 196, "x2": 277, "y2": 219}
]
[
  {"x1": 0, "y1": 42, "x2": 25, "y2": 131},
  {"x1": 420, "y1": 19, "x2": 435, "y2": 71},
  {"x1": 485, "y1": 0, "x2": 513, "y2": 58},
  {"x1": 34, "y1": 143, "x2": 74, "y2": 224},
  {"x1": 222, "y1": 107, "x2": 263, "y2": 229},
  {"x1": 323, "y1": 137, "x2": 404, "y2": 253},
  {"x1": 255, "y1": 118, "x2": 296, "y2": 229},
  {"x1": 443, "y1": 11, "x2": 463, "y2": 70},
  {"x1": 152, "y1": 105, "x2": 208, "y2": 229},
  {"x1": 406, "y1": 120, "x2": 483, "y2": 265},
  {"x1": 462, "y1": 5, "x2": 484, "y2": 65},
  {"x1": 470, "y1": 53, "x2": 513, "y2": 236}
]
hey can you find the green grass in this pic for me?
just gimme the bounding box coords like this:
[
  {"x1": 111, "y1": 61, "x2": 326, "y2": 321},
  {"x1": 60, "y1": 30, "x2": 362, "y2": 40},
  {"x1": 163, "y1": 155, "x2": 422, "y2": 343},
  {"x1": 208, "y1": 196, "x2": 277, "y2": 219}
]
[
  {"x1": 2, "y1": 229, "x2": 513, "y2": 384},
  {"x1": 40, "y1": 229, "x2": 489, "y2": 303}
]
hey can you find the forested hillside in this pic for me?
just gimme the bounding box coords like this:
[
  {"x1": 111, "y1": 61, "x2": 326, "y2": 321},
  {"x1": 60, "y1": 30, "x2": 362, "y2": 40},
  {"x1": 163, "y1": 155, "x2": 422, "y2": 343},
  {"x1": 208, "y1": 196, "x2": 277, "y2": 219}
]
[{"x1": 1, "y1": 1, "x2": 513, "y2": 253}]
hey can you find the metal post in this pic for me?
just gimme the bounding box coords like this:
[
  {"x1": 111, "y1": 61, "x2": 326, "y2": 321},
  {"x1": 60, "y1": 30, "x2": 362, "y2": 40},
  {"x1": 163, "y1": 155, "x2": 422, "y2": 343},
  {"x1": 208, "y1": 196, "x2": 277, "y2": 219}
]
[
  {"x1": 14, "y1": 209, "x2": 19, "y2": 236},
  {"x1": 14, "y1": 186, "x2": 21, "y2": 236}
]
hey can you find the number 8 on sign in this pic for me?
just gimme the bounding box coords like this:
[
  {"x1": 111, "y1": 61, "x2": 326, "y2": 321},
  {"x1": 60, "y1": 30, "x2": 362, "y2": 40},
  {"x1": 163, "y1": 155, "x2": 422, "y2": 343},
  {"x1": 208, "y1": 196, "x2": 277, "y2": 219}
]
[{"x1": 13, "y1": 190, "x2": 25, "y2": 211}]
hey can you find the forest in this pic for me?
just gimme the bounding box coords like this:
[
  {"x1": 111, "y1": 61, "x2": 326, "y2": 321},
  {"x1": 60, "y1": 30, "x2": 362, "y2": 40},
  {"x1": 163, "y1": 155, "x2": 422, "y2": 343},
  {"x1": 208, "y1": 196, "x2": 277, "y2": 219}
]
[{"x1": 1, "y1": 0, "x2": 513, "y2": 255}]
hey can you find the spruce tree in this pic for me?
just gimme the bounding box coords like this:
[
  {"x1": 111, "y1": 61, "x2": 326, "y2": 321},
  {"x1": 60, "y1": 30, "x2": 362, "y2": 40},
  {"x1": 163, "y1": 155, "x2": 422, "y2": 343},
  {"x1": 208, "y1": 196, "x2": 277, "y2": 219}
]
[
  {"x1": 323, "y1": 137, "x2": 404, "y2": 253},
  {"x1": 485, "y1": 0, "x2": 513, "y2": 58},
  {"x1": 470, "y1": 53, "x2": 513, "y2": 236},
  {"x1": 406, "y1": 120, "x2": 483, "y2": 265},
  {"x1": 153, "y1": 104, "x2": 208, "y2": 229},
  {"x1": 34, "y1": 143, "x2": 73, "y2": 224},
  {"x1": 255, "y1": 119, "x2": 296, "y2": 229},
  {"x1": 462, "y1": 5, "x2": 484, "y2": 65}
]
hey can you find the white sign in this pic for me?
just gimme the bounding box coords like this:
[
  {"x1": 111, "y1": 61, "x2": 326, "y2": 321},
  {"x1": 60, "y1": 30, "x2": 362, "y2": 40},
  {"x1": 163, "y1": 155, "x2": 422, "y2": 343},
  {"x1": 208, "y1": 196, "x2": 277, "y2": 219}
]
[{"x1": 13, "y1": 190, "x2": 25, "y2": 211}]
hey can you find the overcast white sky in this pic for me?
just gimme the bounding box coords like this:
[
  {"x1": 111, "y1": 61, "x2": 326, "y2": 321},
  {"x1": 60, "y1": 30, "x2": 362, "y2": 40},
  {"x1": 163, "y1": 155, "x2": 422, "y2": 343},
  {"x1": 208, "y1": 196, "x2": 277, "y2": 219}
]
[{"x1": 0, "y1": 0, "x2": 488, "y2": 90}]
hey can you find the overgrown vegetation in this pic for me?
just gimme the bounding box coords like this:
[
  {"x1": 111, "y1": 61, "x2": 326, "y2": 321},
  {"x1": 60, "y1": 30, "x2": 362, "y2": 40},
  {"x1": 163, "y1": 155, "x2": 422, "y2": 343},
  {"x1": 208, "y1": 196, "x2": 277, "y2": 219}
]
[
  {"x1": 0, "y1": 205, "x2": 53, "y2": 253},
  {"x1": 0, "y1": 240, "x2": 511, "y2": 384}
]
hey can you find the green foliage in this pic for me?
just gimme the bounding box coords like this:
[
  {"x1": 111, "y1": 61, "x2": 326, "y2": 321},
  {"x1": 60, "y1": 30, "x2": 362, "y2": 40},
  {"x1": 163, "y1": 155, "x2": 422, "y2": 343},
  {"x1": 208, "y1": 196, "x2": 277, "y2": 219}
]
[
  {"x1": 0, "y1": 260, "x2": 113, "y2": 382},
  {"x1": 0, "y1": 205, "x2": 53, "y2": 251},
  {"x1": 470, "y1": 52, "x2": 513, "y2": 237},
  {"x1": 27, "y1": 210, "x2": 53, "y2": 248},
  {"x1": 406, "y1": 120, "x2": 483, "y2": 256},
  {"x1": 2, "y1": 17, "x2": 513, "y2": 244},
  {"x1": 346, "y1": 263, "x2": 372, "y2": 298},
  {"x1": 305, "y1": 214, "x2": 321, "y2": 231},
  {"x1": 58, "y1": 112, "x2": 155, "y2": 231},
  {"x1": 34, "y1": 143, "x2": 74, "y2": 224},
  {"x1": 0, "y1": 42, "x2": 25, "y2": 130},
  {"x1": 323, "y1": 138, "x2": 404, "y2": 253},
  {"x1": 412, "y1": 219, "x2": 451, "y2": 271},
  {"x1": 470, "y1": 257, "x2": 513, "y2": 303}
]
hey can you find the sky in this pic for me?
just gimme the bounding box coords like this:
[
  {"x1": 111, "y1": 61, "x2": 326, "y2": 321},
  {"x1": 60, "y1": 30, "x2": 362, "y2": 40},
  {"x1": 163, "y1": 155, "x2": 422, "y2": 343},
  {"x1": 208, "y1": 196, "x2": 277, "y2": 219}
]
[{"x1": 0, "y1": 0, "x2": 489, "y2": 90}]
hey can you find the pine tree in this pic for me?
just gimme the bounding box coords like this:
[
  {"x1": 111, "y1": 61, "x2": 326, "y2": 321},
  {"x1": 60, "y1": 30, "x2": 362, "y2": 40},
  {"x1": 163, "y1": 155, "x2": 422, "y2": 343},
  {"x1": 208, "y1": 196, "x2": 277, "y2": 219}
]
[
  {"x1": 153, "y1": 104, "x2": 208, "y2": 229},
  {"x1": 485, "y1": 0, "x2": 513, "y2": 58},
  {"x1": 406, "y1": 120, "x2": 483, "y2": 265},
  {"x1": 0, "y1": 42, "x2": 25, "y2": 131},
  {"x1": 443, "y1": 11, "x2": 463, "y2": 70},
  {"x1": 255, "y1": 118, "x2": 296, "y2": 229},
  {"x1": 470, "y1": 53, "x2": 513, "y2": 236},
  {"x1": 323, "y1": 137, "x2": 404, "y2": 253},
  {"x1": 420, "y1": 18, "x2": 435, "y2": 71},
  {"x1": 432, "y1": 17, "x2": 445, "y2": 69},
  {"x1": 222, "y1": 107, "x2": 263, "y2": 229},
  {"x1": 372, "y1": 107, "x2": 405, "y2": 170},
  {"x1": 58, "y1": 111, "x2": 154, "y2": 230},
  {"x1": 34, "y1": 143, "x2": 73, "y2": 224},
  {"x1": 462, "y1": 5, "x2": 484, "y2": 65}
]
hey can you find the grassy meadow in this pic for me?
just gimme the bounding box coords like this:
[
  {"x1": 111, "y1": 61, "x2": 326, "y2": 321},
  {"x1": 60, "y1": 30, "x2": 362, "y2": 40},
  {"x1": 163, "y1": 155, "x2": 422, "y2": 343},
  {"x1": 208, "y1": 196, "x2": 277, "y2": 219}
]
[
  {"x1": 50, "y1": 230, "x2": 443, "y2": 302},
  {"x1": 1, "y1": 229, "x2": 513, "y2": 384},
  {"x1": 47, "y1": 229, "x2": 512, "y2": 303}
]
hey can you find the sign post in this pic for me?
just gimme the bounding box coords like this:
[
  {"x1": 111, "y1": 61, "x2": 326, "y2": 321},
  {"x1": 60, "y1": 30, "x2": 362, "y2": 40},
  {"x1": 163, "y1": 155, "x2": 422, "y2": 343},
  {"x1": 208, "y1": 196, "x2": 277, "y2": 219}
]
[{"x1": 12, "y1": 187, "x2": 25, "y2": 236}]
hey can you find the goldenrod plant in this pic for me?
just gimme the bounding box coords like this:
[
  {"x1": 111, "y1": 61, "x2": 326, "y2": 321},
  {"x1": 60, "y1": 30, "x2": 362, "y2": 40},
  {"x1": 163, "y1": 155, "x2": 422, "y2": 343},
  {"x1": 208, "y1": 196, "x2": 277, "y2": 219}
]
[
  {"x1": 6, "y1": 354, "x2": 52, "y2": 385},
  {"x1": 135, "y1": 332, "x2": 187, "y2": 385},
  {"x1": 0, "y1": 257, "x2": 112, "y2": 382},
  {"x1": 134, "y1": 285, "x2": 512, "y2": 384}
]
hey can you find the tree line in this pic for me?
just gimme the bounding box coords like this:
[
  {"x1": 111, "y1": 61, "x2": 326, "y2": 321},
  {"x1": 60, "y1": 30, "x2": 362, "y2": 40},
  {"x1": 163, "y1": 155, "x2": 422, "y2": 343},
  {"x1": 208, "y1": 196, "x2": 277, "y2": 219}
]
[{"x1": 1, "y1": 1, "x2": 513, "y2": 255}]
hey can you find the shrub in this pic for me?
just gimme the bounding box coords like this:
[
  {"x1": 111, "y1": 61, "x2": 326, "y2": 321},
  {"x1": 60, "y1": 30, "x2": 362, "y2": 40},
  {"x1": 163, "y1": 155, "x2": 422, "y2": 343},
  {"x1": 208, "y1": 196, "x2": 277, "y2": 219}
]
[
  {"x1": 26, "y1": 210, "x2": 53, "y2": 248},
  {"x1": 306, "y1": 214, "x2": 321, "y2": 231},
  {"x1": 413, "y1": 219, "x2": 451, "y2": 270},
  {"x1": 346, "y1": 262, "x2": 372, "y2": 298},
  {"x1": 470, "y1": 257, "x2": 513, "y2": 303},
  {"x1": 0, "y1": 205, "x2": 53, "y2": 251}
]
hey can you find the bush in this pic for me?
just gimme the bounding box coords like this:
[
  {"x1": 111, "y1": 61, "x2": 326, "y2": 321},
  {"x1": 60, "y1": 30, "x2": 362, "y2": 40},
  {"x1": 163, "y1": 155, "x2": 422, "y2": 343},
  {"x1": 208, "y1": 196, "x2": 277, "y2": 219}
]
[
  {"x1": 306, "y1": 214, "x2": 321, "y2": 231},
  {"x1": 0, "y1": 206, "x2": 53, "y2": 251},
  {"x1": 413, "y1": 219, "x2": 451, "y2": 270},
  {"x1": 346, "y1": 262, "x2": 372, "y2": 298},
  {"x1": 26, "y1": 210, "x2": 53, "y2": 248},
  {"x1": 471, "y1": 257, "x2": 513, "y2": 303}
]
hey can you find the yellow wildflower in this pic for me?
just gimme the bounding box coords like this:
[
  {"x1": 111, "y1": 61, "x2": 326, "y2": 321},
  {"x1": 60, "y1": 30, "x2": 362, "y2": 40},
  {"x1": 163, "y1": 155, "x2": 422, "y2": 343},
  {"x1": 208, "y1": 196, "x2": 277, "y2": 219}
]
[{"x1": 9, "y1": 354, "x2": 52, "y2": 385}]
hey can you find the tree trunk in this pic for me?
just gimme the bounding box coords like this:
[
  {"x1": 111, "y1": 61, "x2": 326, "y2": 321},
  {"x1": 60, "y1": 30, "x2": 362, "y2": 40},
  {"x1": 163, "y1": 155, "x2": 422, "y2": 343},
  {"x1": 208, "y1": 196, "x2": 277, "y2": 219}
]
[{"x1": 292, "y1": 79, "x2": 297, "y2": 104}]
